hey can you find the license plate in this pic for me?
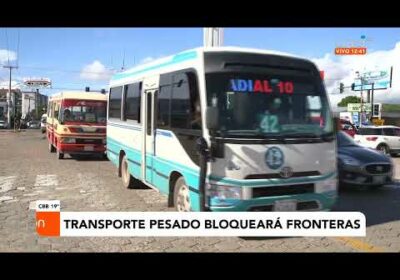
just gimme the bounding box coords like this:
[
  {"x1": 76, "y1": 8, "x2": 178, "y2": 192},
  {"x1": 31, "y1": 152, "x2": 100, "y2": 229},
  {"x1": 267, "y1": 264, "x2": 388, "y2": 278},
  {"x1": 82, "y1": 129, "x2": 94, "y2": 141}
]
[
  {"x1": 373, "y1": 176, "x2": 385, "y2": 184},
  {"x1": 84, "y1": 145, "x2": 94, "y2": 151},
  {"x1": 274, "y1": 200, "x2": 297, "y2": 211}
]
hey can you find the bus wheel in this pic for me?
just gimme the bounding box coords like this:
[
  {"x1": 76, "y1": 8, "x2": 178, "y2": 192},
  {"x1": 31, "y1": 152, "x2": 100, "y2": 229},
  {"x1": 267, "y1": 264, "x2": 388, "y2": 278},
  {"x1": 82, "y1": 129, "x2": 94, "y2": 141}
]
[
  {"x1": 48, "y1": 142, "x2": 55, "y2": 153},
  {"x1": 56, "y1": 149, "x2": 64, "y2": 159},
  {"x1": 121, "y1": 155, "x2": 135, "y2": 189},
  {"x1": 174, "y1": 177, "x2": 191, "y2": 212}
]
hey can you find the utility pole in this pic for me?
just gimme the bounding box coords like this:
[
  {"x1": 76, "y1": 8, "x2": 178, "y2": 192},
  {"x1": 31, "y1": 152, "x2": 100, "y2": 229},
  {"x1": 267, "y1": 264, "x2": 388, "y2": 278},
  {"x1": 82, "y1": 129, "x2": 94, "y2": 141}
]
[
  {"x1": 35, "y1": 88, "x2": 39, "y2": 119},
  {"x1": 371, "y1": 82, "x2": 375, "y2": 121},
  {"x1": 204, "y1": 28, "x2": 224, "y2": 47},
  {"x1": 3, "y1": 65, "x2": 18, "y2": 129},
  {"x1": 358, "y1": 72, "x2": 364, "y2": 127}
]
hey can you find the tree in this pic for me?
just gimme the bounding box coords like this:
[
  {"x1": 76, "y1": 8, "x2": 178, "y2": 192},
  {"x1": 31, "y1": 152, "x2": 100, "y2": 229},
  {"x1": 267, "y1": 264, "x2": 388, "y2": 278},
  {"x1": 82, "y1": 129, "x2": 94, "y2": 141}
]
[{"x1": 337, "y1": 96, "x2": 361, "y2": 107}]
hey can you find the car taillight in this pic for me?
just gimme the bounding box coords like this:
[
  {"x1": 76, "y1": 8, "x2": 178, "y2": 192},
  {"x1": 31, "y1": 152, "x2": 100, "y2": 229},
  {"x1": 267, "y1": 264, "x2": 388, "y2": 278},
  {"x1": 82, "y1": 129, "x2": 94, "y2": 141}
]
[{"x1": 366, "y1": 137, "x2": 378, "y2": 141}]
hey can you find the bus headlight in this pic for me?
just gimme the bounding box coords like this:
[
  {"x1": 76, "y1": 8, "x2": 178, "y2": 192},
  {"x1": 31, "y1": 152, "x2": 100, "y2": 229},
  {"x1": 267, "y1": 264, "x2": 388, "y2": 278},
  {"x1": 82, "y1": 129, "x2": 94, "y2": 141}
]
[
  {"x1": 316, "y1": 177, "x2": 338, "y2": 193},
  {"x1": 206, "y1": 184, "x2": 242, "y2": 200},
  {"x1": 61, "y1": 137, "x2": 76, "y2": 144}
]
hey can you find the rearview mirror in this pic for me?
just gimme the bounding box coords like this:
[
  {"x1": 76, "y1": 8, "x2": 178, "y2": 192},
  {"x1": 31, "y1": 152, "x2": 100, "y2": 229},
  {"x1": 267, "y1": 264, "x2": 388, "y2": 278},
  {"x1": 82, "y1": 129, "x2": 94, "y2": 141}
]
[{"x1": 206, "y1": 106, "x2": 219, "y2": 132}]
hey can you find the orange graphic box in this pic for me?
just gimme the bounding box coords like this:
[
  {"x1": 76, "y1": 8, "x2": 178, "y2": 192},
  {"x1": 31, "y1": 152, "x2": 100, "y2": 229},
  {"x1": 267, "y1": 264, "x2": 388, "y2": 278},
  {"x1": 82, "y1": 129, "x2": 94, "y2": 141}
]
[{"x1": 36, "y1": 211, "x2": 60, "y2": 237}]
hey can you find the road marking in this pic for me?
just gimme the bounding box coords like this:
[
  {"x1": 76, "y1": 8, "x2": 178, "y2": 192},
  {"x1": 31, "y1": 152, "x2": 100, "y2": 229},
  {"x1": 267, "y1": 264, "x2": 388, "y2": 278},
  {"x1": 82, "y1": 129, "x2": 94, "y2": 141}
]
[
  {"x1": 34, "y1": 175, "x2": 58, "y2": 187},
  {"x1": 0, "y1": 176, "x2": 17, "y2": 193},
  {"x1": 0, "y1": 196, "x2": 14, "y2": 202},
  {"x1": 335, "y1": 237, "x2": 386, "y2": 252}
]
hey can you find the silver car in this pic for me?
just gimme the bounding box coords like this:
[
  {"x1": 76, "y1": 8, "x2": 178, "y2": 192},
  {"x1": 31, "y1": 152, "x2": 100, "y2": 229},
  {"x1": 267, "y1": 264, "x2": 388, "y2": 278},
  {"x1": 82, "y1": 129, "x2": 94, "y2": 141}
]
[{"x1": 0, "y1": 120, "x2": 7, "y2": 129}]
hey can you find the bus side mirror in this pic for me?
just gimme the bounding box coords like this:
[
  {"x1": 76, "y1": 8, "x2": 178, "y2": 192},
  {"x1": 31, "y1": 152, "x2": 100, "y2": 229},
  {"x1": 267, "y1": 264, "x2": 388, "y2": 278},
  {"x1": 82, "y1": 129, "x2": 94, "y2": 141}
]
[{"x1": 206, "y1": 106, "x2": 219, "y2": 132}]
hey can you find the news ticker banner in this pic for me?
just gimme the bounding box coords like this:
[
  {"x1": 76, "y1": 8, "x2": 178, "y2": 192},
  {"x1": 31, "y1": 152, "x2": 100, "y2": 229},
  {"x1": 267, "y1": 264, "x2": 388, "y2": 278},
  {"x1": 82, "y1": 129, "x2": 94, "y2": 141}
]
[{"x1": 35, "y1": 200, "x2": 366, "y2": 237}]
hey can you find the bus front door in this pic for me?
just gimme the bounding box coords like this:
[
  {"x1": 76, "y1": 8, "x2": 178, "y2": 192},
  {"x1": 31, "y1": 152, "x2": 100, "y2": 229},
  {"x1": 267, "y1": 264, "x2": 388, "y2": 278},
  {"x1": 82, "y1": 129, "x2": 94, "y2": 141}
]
[{"x1": 143, "y1": 89, "x2": 157, "y2": 185}]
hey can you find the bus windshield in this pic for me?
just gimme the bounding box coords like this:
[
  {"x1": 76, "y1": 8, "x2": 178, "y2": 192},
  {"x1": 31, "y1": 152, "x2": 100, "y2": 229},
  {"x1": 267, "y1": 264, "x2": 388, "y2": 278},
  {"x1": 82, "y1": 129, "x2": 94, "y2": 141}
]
[
  {"x1": 205, "y1": 72, "x2": 333, "y2": 139},
  {"x1": 61, "y1": 99, "x2": 106, "y2": 124}
]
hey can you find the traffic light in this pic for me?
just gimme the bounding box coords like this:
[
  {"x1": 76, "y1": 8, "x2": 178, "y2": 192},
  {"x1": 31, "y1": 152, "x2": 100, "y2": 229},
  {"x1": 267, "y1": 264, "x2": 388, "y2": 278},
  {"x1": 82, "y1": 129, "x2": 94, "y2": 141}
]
[
  {"x1": 351, "y1": 83, "x2": 355, "y2": 91},
  {"x1": 373, "y1": 104, "x2": 380, "y2": 117},
  {"x1": 339, "y1": 83, "x2": 344, "y2": 93}
]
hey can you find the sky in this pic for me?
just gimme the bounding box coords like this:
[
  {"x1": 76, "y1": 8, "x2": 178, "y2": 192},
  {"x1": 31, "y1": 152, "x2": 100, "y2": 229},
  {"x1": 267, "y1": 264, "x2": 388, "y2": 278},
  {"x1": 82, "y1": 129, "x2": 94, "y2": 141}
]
[{"x1": 1, "y1": 27, "x2": 400, "y2": 108}]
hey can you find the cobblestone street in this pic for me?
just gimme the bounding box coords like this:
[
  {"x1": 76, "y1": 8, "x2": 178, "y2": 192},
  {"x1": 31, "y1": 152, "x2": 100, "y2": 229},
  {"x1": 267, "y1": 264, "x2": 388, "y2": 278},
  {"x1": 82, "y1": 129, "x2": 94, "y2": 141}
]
[{"x1": 1, "y1": 130, "x2": 400, "y2": 252}]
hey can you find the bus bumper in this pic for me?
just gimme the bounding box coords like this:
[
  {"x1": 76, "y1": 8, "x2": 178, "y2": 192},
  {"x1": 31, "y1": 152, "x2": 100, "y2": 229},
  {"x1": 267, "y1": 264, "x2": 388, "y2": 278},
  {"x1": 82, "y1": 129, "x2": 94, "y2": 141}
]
[
  {"x1": 58, "y1": 143, "x2": 106, "y2": 154},
  {"x1": 208, "y1": 191, "x2": 337, "y2": 212}
]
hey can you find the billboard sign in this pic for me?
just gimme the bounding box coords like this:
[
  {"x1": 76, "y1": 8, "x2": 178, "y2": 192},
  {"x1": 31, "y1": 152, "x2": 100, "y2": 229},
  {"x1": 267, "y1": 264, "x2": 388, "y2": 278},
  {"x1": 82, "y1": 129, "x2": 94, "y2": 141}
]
[
  {"x1": 347, "y1": 103, "x2": 371, "y2": 112},
  {"x1": 353, "y1": 68, "x2": 392, "y2": 91}
]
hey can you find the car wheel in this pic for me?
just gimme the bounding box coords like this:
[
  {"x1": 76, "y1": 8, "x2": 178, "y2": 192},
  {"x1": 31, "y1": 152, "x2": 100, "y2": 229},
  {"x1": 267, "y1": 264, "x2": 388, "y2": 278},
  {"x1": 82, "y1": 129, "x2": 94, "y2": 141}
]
[
  {"x1": 174, "y1": 177, "x2": 191, "y2": 212},
  {"x1": 121, "y1": 155, "x2": 136, "y2": 189},
  {"x1": 377, "y1": 144, "x2": 389, "y2": 155}
]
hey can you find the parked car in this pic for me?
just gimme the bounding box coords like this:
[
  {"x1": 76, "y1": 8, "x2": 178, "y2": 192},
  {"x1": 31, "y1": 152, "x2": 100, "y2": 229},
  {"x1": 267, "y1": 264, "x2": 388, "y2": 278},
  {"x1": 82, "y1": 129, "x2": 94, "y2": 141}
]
[
  {"x1": 338, "y1": 131, "x2": 393, "y2": 188},
  {"x1": 40, "y1": 114, "x2": 47, "y2": 133},
  {"x1": 28, "y1": 121, "x2": 40, "y2": 129},
  {"x1": 340, "y1": 119, "x2": 357, "y2": 138},
  {"x1": 0, "y1": 120, "x2": 7, "y2": 129},
  {"x1": 354, "y1": 125, "x2": 400, "y2": 156}
]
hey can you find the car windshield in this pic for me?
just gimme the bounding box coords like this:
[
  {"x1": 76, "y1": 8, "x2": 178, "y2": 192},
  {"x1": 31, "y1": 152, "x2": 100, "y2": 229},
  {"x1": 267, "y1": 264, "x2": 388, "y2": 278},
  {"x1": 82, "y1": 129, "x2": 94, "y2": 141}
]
[
  {"x1": 337, "y1": 131, "x2": 358, "y2": 147},
  {"x1": 205, "y1": 71, "x2": 333, "y2": 139}
]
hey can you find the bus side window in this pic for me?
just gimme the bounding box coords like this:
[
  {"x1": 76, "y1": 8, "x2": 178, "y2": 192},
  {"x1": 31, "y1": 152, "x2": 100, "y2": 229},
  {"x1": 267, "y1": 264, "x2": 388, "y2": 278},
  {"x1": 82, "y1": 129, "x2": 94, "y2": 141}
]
[
  {"x1": 171, "y1": 73, "x2": 190, "y2": 129},
  {"x1": 188, "y1": 72, "x2": 202, "y2": 130},
  {"x1": 54, "y1": 102, "x2": 59, "y2": 119},
  {"x1": 109, "y1": 86, "x2": 123, "y2": 120},
  {"x1": 170, "y1": 71, "x2": 201, "y2": 130},
  {"x1": 157, "y1": 74, "x2": 172, "y2": 129},
  {"x1": 123, "y1": 82, "x2": 141, "y2": 123}
]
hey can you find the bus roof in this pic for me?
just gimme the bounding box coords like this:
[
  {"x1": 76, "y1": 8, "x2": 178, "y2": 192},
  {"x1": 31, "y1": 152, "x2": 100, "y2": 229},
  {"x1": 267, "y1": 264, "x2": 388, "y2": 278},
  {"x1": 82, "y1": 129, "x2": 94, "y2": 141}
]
[
  {"x1": 49, "y1": 91, "x2": 107, "y2": 101},
  {"x1": 110, "y1": 46, "x2": 310, "y2": 84}
]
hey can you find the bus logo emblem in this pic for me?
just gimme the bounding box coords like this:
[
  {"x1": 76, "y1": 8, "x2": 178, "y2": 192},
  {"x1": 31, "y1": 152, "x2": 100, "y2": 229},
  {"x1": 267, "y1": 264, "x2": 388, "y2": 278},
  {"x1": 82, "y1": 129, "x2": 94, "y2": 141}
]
[
  {"x1": 265, "y1": 147, "x2": 284, "y2": 170},
  {"x1": 280, "y1": 166, "x2": 293, "y2": 178}
]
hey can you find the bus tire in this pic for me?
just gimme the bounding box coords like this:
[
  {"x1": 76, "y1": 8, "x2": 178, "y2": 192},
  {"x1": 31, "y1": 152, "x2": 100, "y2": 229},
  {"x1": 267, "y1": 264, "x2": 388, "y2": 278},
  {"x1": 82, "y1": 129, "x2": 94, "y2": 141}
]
[
  {"x1": 121, "y1": 155, "x2": 136, "y2": 189},
  {"x1": 56, "y1": 149, "x2": 64, "y2": 159},
  {"x1": 48, "y1": 142, "x2": 56, "y2": 153},
  {"x1": 173, "y1": 177, "x2": 191, "y2": 212}
]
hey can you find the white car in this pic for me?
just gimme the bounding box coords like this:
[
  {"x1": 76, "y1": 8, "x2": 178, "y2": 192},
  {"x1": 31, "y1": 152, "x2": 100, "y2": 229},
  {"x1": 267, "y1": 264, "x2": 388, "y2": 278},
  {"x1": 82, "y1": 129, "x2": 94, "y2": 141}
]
[{"x1": 354, "y1": 125, "x2": 400, "y2": 156}]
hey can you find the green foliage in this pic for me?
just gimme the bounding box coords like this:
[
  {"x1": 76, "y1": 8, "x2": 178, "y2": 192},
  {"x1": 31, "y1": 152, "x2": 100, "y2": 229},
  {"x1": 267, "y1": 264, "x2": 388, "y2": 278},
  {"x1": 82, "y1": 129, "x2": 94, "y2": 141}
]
[
  {"x1": 382, "y1": 104, "x2": 400, "y2": 112},
  {"x1": 337, "y1": 96, "x2": 361, "y2": 107}
]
